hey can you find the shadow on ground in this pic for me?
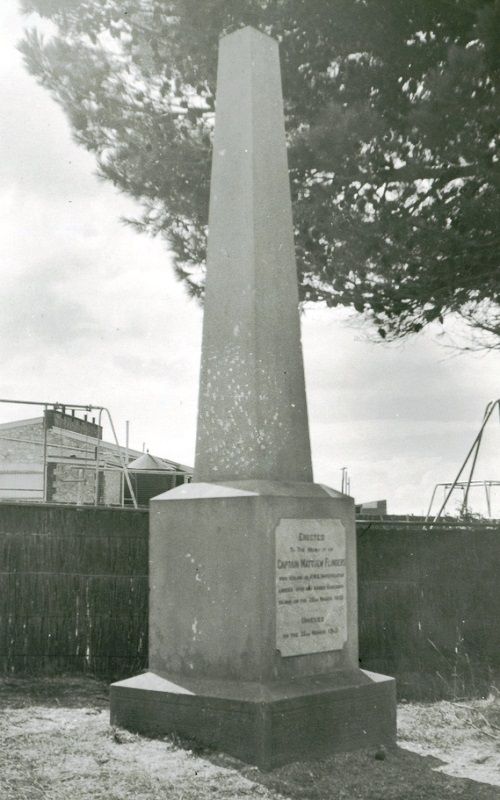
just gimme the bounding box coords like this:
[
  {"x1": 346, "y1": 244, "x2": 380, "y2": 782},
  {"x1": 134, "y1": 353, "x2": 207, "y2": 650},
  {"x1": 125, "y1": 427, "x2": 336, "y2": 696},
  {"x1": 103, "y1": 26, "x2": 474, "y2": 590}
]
[
  {"x1": 0, "y1": 675, "x2": 109, "y2": 709},
  {"x1": 208, "y1": 746, "x2": 498, "y2": 800}
]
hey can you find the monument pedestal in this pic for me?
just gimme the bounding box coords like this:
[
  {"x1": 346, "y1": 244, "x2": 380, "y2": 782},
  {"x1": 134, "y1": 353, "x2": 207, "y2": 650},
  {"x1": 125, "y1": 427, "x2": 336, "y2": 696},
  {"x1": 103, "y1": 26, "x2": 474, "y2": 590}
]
[
  {"x1": 110, "y1": 482, "x2": 396, "y2": 769},
  {"x1": 111, "y1": 670, "x2": 395, "y2": 771}
]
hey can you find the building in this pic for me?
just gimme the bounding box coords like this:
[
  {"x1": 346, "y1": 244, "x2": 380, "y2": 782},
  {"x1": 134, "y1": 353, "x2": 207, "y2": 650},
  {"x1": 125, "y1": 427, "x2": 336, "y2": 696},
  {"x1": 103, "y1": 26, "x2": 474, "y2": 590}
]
[
  {"x1": 0, "y1": 409, "x2": 192, "y2": 507},
  {"x1": 355, "y1": 499, "x2": 388, "y2": 517}
]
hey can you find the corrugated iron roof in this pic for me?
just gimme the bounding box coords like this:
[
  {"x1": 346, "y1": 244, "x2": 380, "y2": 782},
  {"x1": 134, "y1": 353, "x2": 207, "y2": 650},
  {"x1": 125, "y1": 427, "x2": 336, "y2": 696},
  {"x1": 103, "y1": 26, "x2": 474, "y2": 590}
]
[{"x1": 127, "y1": 453, "x2": 176, "y2": 471}]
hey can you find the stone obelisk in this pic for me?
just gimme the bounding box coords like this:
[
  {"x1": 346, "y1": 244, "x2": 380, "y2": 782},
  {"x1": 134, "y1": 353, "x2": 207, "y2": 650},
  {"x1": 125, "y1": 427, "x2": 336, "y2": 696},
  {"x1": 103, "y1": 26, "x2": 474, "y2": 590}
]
[
  {"x1": 110, "y1": 26, "x2": 396, "y2": 770},
  {"x1": 194, "y1": 27, "x2": 312, "y2": 485}
]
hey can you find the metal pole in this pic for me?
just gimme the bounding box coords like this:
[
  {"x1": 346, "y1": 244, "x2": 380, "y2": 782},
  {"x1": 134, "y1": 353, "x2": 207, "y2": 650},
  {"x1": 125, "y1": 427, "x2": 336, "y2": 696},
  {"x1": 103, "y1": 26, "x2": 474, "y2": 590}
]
[
  {"x1": 460, "y1": 436, "x2": 483, "y2": 515},
  {"x1": 425, "y1": 484, "x2": 439, "y2": 520},
  {"x1": 102, "y1": 407, "x2": 138, "y2": 509},
  {"x1": 485, "y1": 482, "x2": 492, "y2": 518},
  {"x1": 0, "y1": 398, "x2": 95, "y2": 410},
  {"x1": 460, "y1": 401, "x2": 496, "y2": 514},
  {"x1": 94, "y1": 409, "x2": 103, "y2": 506},
  {"x1": 122, "y1": 420, "x2": 130, "y2": 508},
  {"x1": 42, "y1": 404, "x2": 48, "y2": 501}
]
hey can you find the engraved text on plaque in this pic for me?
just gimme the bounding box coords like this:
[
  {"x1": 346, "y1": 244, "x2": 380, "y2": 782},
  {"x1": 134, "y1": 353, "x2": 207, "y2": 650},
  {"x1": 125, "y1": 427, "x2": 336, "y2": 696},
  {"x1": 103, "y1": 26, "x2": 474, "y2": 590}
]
[{"x1": 275, "y1": 518, "x2": 347, "y2": 657}]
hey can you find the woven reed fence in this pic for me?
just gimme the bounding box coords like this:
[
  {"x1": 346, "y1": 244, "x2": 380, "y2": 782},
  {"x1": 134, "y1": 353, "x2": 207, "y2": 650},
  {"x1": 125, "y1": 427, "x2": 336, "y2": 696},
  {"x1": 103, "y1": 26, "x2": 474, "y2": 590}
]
[
  {"x1": 0, "y1": 503, "x2": 148, "y2": 678},
  {"x1": 1, "y1": 502, "x2": 499, "y2": 697},
  {"x1": 357, "y1": 516, "x2": 500, "y2": 698}
]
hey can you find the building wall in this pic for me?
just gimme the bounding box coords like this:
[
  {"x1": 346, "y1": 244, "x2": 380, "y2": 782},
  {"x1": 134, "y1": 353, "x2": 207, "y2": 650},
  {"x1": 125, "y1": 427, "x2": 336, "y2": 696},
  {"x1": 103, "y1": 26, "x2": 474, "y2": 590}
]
[
  {"x1": 103, "y1": 470, "x2": 123, "y2": 506},
  {"x1": 0, "y1": 418, "x2": 139, "y2": 505},
  {"x1": 47, "y1": 427, "x2": 125, "y2": 465},
  {"x1": 47, "y1": 464, "x2": 124, "y2": 506},
  {"x1": 0, "y1": 463, "x2": 43, "y2": 500},
  {"x1": 0, "y1": 421, "x2": 45, "y2": 498},
  {"x1": 0, "y1": 417, "x2": 191, "y2": 506},
  {"x1": 0, "y1": 420, "x2": 45, "y2": 464}
]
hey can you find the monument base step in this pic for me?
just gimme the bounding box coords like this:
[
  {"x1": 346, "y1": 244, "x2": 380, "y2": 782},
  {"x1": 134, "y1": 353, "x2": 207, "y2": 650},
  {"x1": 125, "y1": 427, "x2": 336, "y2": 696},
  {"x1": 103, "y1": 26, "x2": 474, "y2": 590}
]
[{"x1": 110, "y1": 669, "x2": 396, "y2": 770}]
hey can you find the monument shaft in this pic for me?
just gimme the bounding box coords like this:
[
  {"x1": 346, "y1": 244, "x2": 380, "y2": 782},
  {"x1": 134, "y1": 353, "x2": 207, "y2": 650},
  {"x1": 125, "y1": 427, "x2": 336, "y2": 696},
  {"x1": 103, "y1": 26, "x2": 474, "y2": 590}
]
[{"x1": 194, "y1": 28, "x2": 312, "y2": 483}]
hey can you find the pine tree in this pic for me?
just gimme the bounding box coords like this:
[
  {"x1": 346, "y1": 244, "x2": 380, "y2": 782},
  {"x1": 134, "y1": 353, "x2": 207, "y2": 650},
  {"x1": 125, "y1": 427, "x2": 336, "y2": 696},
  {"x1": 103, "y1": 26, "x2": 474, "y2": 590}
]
[{"x1": 19, "y1": 0, "x2": 500, "y2": 345}]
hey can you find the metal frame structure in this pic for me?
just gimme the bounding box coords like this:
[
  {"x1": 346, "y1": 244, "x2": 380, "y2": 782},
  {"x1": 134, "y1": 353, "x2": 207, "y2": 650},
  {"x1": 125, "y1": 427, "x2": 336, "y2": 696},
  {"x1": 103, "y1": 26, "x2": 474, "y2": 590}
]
[
  {"x1": 427, "y1": 480, "x2": 500, "y2": 521},
  {"x1": 426, "y1": 398, "x2": 500, "y2": 522},
  {"x1": 0, "y1": 398, "x2": 138, "y2": 509}
]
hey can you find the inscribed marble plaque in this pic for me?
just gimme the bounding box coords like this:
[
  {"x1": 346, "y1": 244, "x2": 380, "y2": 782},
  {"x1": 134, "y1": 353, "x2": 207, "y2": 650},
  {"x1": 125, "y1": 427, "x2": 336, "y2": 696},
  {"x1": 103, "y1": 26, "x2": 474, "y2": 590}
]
[{"x1": 275, "y1": 518, "x2": 347, "y2": 657}]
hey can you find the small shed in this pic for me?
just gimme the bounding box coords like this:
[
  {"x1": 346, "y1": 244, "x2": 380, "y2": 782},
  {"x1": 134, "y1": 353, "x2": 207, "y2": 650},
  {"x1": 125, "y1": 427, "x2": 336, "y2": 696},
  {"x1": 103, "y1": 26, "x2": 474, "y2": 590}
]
[{"x1": 125, "y1": 453, "x2": 188, "y2": 507}]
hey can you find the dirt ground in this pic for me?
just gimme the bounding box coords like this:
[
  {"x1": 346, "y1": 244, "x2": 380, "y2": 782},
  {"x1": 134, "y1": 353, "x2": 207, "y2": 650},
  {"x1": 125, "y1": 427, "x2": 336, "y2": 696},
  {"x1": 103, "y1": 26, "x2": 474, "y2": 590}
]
[
  {"x1": 1, "y1": 676, "x2": 499, "y2": 800},
  {"x1": 398, "y1": 694, "x2": 500, "y2": 787}
]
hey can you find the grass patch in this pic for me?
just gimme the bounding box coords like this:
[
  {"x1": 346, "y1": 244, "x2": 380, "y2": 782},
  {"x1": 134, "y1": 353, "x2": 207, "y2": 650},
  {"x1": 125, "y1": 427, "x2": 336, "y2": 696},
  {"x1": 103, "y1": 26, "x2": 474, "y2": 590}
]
[{"x1": 1, "y1": 676, "x2": 499, "y2": 800}]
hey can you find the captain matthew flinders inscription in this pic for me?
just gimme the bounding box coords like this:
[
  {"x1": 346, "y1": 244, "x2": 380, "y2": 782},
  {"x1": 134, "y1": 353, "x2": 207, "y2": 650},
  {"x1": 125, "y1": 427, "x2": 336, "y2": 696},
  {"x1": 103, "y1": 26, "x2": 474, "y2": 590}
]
[{"x1": 276, "y1": 518, "x2": 347, "y2": 657}]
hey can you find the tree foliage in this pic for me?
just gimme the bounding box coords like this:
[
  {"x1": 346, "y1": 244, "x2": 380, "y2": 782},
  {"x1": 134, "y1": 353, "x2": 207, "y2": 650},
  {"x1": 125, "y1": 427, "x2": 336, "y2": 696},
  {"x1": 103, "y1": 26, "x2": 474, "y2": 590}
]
[{"x1": 19, "y1": 0, "x2": 500, "y2": 344}]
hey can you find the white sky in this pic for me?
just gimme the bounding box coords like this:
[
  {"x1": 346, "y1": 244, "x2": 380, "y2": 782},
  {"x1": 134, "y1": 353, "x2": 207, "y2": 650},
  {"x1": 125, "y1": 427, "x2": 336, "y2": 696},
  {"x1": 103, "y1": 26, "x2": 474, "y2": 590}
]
[{"x1": 1, "y1": 3, "x2": 499, "y2": 515}]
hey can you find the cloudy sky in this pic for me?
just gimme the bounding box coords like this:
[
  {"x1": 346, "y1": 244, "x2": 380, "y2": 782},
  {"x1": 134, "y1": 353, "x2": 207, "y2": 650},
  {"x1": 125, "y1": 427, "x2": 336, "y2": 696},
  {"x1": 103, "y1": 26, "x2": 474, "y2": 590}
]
[{"x1": 1, "y1": 3, "x2": 499, "y2": 515}]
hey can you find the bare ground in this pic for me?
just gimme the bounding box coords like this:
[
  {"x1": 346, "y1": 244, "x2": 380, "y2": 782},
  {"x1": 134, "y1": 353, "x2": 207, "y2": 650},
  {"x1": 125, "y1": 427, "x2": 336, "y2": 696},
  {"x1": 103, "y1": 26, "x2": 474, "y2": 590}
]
[
  {"x1": 1, "y1": 676, "x2": 499, "y2": 800},
  {"x1": 398, "y1": 694, "x2": 500, "y2": 787}
]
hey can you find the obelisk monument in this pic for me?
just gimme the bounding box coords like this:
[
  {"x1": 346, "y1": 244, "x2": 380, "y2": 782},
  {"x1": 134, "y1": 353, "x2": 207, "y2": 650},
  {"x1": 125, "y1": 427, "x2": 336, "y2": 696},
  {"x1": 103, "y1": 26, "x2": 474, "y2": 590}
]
[
  {"x1": 111, "y1": 26, "x2": 396, "y2": 770},
  {"x1": 194, "y1": 26, "x2": 312, "y2": 485}
]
